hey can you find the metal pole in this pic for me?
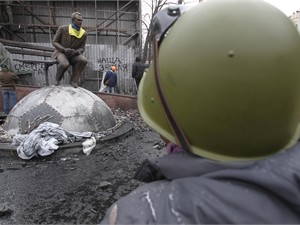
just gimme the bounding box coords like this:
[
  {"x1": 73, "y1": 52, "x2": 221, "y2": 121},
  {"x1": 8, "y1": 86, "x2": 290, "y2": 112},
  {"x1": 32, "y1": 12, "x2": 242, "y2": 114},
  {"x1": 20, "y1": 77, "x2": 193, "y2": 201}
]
[
  {"x1": 95, "y1": 0, "x2": 98, "y2": 44},
  {"x1": 117, "y1": 0, "x2": 120, "y2": 45}
]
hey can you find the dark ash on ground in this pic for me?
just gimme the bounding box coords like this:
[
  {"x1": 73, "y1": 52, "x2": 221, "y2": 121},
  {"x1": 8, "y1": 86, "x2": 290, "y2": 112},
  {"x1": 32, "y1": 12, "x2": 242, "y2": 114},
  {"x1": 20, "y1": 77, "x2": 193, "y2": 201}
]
[{"x1": 0, "y1": 109, "x2": 166, "y2": 224}]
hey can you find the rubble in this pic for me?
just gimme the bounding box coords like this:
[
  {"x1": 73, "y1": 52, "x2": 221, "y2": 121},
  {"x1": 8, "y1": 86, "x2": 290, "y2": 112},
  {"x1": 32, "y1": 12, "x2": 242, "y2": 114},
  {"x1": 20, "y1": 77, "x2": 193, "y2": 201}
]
[{"x1": 0, "y1": 109, "x2": 166, "y2": 224}]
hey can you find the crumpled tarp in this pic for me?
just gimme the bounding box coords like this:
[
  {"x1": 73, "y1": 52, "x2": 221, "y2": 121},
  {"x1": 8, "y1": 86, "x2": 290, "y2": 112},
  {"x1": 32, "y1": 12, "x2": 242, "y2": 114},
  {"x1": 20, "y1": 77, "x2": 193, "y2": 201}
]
[{"x1": 12, "y1": 122, "x2": 93, "y2": 160}]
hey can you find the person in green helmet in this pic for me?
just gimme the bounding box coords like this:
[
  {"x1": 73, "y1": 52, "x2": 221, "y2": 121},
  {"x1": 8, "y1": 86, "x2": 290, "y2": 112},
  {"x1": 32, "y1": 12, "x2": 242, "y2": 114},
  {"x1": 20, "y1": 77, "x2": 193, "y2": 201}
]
[{"x1": 100, "y1": 0, "x2": 300, "y2": 224}]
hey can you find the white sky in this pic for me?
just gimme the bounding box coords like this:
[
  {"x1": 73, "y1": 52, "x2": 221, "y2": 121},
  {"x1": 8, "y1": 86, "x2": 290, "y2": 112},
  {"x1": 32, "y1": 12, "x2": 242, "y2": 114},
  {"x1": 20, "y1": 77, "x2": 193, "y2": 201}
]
[
  {"x1": 184, "y1": 0, "x2": 300, "y2": 16},
  {"x1": 142, "y1": 0, "x2": 300, "y2": 41},
  {"x1": 265, "y1": 0, "x2": 300, "y2": 16},
  {"x1": 142, "y1": 0, "x2": 300, "y2": 18}
]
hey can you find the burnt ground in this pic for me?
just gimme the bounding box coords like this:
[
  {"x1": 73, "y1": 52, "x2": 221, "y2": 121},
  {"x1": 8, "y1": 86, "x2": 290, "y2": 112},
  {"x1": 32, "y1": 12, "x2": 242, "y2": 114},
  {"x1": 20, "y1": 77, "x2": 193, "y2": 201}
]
[{"x1": 0, "y1": 109, "x2": 166, "y2": 224}]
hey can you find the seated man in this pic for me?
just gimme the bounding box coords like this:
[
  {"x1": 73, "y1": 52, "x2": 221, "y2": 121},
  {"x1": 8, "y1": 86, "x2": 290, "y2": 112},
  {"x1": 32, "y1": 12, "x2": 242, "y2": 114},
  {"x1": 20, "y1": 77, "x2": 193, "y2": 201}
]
[{"x1": 51, "y1": 12, "x2": 87, "y2": 88}]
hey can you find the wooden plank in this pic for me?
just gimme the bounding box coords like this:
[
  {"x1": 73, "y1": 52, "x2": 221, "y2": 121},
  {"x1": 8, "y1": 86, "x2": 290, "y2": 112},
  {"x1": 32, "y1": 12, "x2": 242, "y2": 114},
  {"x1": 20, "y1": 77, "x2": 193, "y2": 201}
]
[
  {"x1": 85, "y1": 78, "x2": 102, "y2": 81},
  {"x1": 13, "y1": 58, "x2": 57, "y2": 65},
  {"x1": 0, "y1": 39, "x2": 54, "y2": 52},
  {"x1": 6, "y1": 47, "x2": 52, "y2": 57}
]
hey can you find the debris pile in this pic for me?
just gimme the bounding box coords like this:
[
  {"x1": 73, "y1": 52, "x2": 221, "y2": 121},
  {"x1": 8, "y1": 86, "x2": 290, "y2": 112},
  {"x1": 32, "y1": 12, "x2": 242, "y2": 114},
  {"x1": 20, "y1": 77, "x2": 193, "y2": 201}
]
[{"x1": 0, "y1": 109, "x2": 165, "y2": 159}]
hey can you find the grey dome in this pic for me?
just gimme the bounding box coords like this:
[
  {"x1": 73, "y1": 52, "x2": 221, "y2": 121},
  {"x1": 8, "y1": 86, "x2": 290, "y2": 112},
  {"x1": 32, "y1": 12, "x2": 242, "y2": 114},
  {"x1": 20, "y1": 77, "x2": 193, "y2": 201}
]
[{"x1": 3, "y1": 86, "x2": 116, "y2": 135}]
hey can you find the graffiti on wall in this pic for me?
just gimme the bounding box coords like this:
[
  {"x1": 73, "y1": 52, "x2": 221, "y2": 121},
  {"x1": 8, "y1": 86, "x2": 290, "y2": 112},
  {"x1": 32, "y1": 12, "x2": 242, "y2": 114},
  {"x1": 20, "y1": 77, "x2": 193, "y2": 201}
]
[
  {"x1": 97, "y1": 57, "x2": 128, "y2": 72},
  {"x1": 14, "y1": 62, "x2": 45, "y2": 75}
]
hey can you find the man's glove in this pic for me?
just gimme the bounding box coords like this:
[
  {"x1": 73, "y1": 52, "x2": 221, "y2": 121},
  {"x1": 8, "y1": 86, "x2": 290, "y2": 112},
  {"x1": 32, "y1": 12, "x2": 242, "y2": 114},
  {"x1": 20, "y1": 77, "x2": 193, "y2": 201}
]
[
  {"x1": 63, "y1": 48, "x2": 76, "y2": 57},
  {"x1": 133, "y1": 159, "x2": 165, "y2": 183},
  {"x1": 73, "y1": 50, "x2": 80, "y2": 56}
]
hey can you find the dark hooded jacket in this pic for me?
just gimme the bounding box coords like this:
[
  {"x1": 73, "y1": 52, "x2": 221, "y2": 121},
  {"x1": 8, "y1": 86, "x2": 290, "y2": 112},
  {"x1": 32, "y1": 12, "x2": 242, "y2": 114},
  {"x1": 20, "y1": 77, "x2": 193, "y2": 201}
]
[
  {"x1": 101, "y1": 142, "x2": 300, "y2": 224},
  {"x1": 104, "y1": 70, "x2": 117, "y2": 88},
  {"x1": 132, "y1": 61, "x2": 145, "y2": 79}
]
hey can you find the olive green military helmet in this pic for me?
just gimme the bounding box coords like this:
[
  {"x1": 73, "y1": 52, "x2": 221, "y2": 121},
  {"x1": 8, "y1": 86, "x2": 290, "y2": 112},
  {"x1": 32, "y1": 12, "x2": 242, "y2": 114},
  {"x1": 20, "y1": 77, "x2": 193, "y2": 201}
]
[{"x1": 138, "y1": 0, "x2": 300, "y2": 161}]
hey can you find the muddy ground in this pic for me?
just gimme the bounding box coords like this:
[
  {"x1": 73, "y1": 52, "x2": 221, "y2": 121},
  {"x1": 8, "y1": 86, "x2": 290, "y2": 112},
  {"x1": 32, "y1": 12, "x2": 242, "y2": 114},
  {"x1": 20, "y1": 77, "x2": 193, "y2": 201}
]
[{"x1": 0, "y1": 109, "x2": 166, "y2": 224}]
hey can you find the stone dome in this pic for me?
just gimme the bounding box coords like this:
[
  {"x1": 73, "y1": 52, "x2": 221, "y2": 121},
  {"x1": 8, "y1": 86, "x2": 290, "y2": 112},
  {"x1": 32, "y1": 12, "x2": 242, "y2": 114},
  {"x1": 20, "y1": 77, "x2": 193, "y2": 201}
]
[{"x1": 3, "y1": 86, "x2": 116, "y2": 135}]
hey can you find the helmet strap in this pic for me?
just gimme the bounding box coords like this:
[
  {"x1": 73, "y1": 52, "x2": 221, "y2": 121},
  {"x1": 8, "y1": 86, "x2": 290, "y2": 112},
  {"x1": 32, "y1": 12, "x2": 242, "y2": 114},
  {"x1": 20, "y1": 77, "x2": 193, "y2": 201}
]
[{"x1": 152, "y1": 36, "x2": 192, "y2": 153}]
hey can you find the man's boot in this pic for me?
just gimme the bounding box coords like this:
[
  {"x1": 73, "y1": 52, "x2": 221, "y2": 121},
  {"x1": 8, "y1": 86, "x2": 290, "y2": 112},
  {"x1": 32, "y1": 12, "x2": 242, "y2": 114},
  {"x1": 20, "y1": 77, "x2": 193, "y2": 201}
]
[{"x1": 70, "y1": 81, "x2": 78, "y2": 88}]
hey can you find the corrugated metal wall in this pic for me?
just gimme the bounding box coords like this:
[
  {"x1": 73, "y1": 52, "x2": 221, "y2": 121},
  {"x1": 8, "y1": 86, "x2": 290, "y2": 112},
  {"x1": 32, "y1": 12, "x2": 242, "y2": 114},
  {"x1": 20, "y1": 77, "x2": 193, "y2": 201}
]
[
  {"x1": 5, "y1": 43, "x2": 140, "y2": 95},
  {"x1": 85, "y1": 43, "x2": 138, "y2": 94}
]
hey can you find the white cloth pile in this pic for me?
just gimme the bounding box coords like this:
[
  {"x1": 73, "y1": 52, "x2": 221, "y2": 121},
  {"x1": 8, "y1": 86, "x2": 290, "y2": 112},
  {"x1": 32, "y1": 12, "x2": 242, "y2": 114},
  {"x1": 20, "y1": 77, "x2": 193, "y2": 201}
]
[{"x1": 12, "y1": 122, "x2": 94, "y2": 159}]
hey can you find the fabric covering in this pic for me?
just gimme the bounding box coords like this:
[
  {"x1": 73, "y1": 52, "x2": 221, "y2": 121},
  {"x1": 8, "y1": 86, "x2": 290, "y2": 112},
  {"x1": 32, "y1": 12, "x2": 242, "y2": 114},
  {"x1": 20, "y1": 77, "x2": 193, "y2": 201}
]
[
  {"x1": 0, "y1": 71, "x2": 19, "y2": 89},
  {"x1": 101, "y1": 142, "x2": 300, "y2": 224},
  {"x1": 68, "y1": 24, "x2": 86, "y2": 38},
  {"x1": 103, "y1": 70, "x2": 117, "y2": 88},
  {"x1": 12, "y1": 122, "x2": 93, "y2": 159}
]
